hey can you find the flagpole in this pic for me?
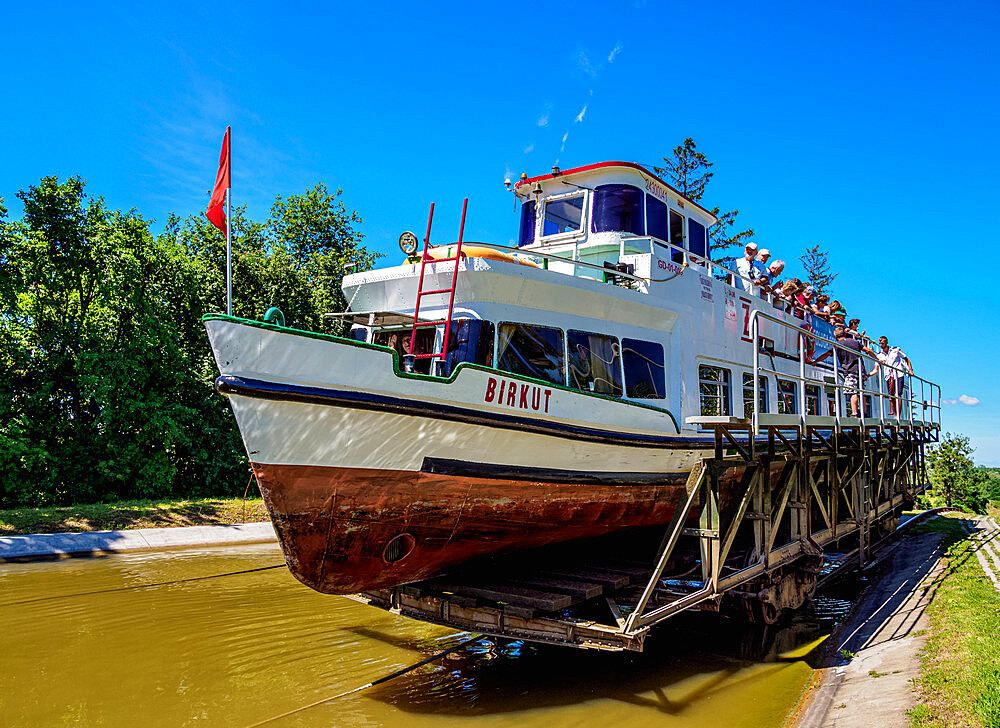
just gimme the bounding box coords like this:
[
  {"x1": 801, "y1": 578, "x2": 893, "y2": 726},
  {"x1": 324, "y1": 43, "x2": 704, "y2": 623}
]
[{"x1": 226, "y1": 129, "x2": 232, "y2": 316}]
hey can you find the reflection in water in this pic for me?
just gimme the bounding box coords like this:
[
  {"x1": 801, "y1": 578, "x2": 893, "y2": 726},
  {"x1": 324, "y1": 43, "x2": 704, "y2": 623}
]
[{"x1": 0, "y1": 543, "x2": 856, "y2": 728}]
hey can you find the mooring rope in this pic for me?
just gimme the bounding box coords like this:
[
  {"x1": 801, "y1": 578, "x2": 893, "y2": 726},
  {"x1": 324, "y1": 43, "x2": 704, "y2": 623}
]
[
  {"x1": 243, "y1": 634, "x2": 483, "y2": 727},
  {"x1": 0, "y1": 563, "x2": 286, "y2": 608}
]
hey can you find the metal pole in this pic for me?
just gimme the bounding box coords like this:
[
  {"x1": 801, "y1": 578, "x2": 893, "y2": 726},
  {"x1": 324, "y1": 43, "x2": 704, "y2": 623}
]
[
  {"x1": 798, "y1": 328, "x2": 806, "y2": 428},
  {"x1": 752, "y1": 313, "x2": 760, "y2": 437},
  {"x1": 832, "y1": 340, "x2": 841, "y2": 430},
  {"x1": 226, "y1": 128, "x2": 232, "y2": 316},
  {"x1": 878, "y1": 362, "x2": 885, "y2": 425}
]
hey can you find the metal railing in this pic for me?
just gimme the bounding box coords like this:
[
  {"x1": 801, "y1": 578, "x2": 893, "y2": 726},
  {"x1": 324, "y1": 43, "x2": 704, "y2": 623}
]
[
  {"x1": 434, "y1": 240, "x2": 648, "y2": 286},
  {"x1": 749, "y1": 309, "x2": 941, "y2": 436},
  {"x1": 463, "y1": 235, "x2": 753, "y2": 293}
]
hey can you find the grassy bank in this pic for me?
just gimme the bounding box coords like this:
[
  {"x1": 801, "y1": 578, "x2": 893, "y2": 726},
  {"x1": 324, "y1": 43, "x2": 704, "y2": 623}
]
[
  {"x1": 0, "y1": 497, "x2": 269, "y2": 536},
  {"x1": 908, "y1": 513, "x2": 1000, "y2": 727}
]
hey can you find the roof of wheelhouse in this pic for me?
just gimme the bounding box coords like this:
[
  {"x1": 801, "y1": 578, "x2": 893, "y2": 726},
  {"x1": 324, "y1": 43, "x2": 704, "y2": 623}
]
[{"x1": 514, "y1": 161, "x2": 717, "y2": 223}]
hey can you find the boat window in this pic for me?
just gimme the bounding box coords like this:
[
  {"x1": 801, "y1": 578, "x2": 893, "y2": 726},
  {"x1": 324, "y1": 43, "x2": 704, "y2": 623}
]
[
  {"x1": 568, "y1": 331, "x2": 622, "y2": 396},
  {"x1": 374, "y1": 328, "x2": 435, "y2": 374},
  {"x1": 518, "y1": 200, "x2": 536, "y2": 247},
  {"x1": 592, "y1": 184, "x2": 644, "y2": 235},
  {"x1": 699, "y1": 365, "x2": 731, "y2": 416},
  {"x1": 498, "y1": 323, "x2": 565, "y2": 385},
  {"x1": 542, "y1": 193, "x2": 585, "y2": 237},
  {"x1": 646, "y1": 195, "x2": 668, "y2": 242},
  {"x1": 669, "y1": 209, "x2": 685, "y2": 263},
  {"x1": 689, "y1": 218, "x2": 707, "y2": 260},
  {"x1": 777, "y1": 379, "x2": 798, "y2": 414},
  {"x1": 624, "y1": 339, "x2": 665, "y2": 399},
  {"x1": 742, "y1": 373, "x2": 768, "y2": 417},
  {"x1": 443, "y1": 319, "x2": 495, "y2": 375},
  {"x1": 805, "y1": 384, "x2": 821, "y2": 415}
]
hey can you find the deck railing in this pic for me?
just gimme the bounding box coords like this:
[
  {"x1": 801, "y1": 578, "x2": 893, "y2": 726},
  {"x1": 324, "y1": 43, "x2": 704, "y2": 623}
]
[{"x1": 749, "y1": 309, "x2": 940, "y2": 436}]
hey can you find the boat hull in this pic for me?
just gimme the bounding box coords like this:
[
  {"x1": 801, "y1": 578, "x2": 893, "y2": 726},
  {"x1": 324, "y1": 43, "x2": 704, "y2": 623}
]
[
  {"x1": 205, "y1": 315, "x2": 712, "y2": 592},
  {"x1": 254, "y1": 462, "x2": 690, "y2": 594}
]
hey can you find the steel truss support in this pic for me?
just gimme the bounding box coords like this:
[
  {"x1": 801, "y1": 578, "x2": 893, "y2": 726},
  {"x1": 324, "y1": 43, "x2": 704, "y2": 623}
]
[{"x1": 618, "y1": 422, "x2": 935, "y2": 638}]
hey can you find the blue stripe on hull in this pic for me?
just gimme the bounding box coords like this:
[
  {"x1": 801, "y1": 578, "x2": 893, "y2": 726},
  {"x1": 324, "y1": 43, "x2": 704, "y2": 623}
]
[{"x1": 216, "y1": 374, "x2": 715, "y2": 450}]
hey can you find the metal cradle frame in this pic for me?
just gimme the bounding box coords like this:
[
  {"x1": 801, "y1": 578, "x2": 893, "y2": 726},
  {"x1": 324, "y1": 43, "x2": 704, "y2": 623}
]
[
  {"x1": 350, "y1": 419, "x2": 936, "y2": 652},
  {"x1": 618, "y1": 420, "x2": 936, "y2": 641}
]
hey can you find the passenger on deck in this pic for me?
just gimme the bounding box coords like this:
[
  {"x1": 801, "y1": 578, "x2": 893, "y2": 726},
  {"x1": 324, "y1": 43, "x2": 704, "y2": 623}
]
[
  {"x1": 735, "y1": 242, "x2": 759, "y2": 293},
  {"x1": 759, "y1": 259, "x2": 785, "y2": 300},
  {"x1": 750, "y1": 252, "x2": 771, "y2": 296},
  {"x1": 778, "y1": 280, "x2": 798, "y2": 308},
  {"x1": 802, "y1": 286, "x2": 817, "y2": 312},
  {"x1": 767, "y1": 259, "x2": 785, "y2": 282},
  {"x1": 755, "y1": 248, "x2": 771, "y2": 279},
  {"x1": 815, "y1": 294, "x2": 831, "y2": 316},
  {"x1": 871, "y1": 336, "x2": 913, "y2": 417},
  {"x1": 813, "y1": 325, "x2": 872, "y2": 418},
  {"x1": 782, "y1": 278, "x2": 804, "y2": 317},
  {"x1": 848, "y1": 318, "x2": 865, "y2": 341}
]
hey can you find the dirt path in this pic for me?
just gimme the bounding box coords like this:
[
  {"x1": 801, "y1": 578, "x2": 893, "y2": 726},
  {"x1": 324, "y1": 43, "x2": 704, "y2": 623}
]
[{"x1": 792, "y1": 531, "x2": 946, "y2": 728}]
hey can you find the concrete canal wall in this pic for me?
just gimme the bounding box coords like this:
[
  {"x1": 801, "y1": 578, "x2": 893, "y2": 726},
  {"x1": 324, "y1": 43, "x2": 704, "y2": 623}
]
[{"x1": 0, "y1": 522, "x2": 277, "y2": 561}]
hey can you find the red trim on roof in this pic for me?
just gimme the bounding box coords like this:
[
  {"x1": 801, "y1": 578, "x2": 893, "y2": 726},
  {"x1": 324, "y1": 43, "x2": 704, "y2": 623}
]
[{"x1": 514, "y1": 161, "x2": 716, "y2": 221}]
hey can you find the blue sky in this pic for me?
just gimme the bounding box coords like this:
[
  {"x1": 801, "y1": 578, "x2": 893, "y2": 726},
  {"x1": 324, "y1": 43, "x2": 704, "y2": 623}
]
[{"x1": 3, "y1": 1, "x2": 998, "y2": 462}]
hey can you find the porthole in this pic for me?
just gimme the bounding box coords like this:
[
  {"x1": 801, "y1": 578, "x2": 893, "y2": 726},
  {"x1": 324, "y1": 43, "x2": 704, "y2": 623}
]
[{"x1": 382, "y1": 533, "x2": 416, "y2": 564}]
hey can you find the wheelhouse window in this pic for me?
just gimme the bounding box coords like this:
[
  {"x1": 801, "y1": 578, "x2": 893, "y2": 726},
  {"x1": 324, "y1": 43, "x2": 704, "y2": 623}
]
[
  {"x1": 777, "y1": 379, "x2": 798, "y2": 414},
  {"x1": 498, "y1": 323, "x2": 565, "y2": 385},
  {"x1": 646, "y1": 195, "x2": 668, "y2": 242},
  {"x1": 541, "y1": 192, "x2": 585, "y2": 238},
  {"x1": 699, "y1": 365, "x2": 731, "y2": 416},
  {"x1": 742, "y1": 373, "x2": 768, "y2": 417},
  {"x1": 443, "y1": 319, "x2": 495, "y2": 376},
  {"x1": 623, "y1": 339, "x2": 665, "y2": 399},
  {"x1": 592, "y1": 184, "x2": 644, "y2": 235},
  {"x1": 518, "y1": 200, "x2": 536, "y2": 247},
  {"x1": 669, "y1": 209, "x2": 685, "y2": 263},
  {"x1": 689, "y1": 218, "x2": 707, "y2": 260},
  {"x1": 805, "y1": 384, "x2": 821, "y2": 415},
  {"x1": 568, "y1": 331, "x2": 622, "y2": 396}
]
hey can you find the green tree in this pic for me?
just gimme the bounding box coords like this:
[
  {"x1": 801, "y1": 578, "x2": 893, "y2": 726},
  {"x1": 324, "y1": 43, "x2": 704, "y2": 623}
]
[
  {"x1": 176, "y1": 183, "x2": 378, "y2": 334},
  {"x1": 925, "y1": 433, "x2": 985, "y2": 513},
  {"x1": 654, "y1": 137, "x2": 714, "y2": 202},
  {"x1": 0, "y1": 176, "x2": 377, "y2": 508},
  {"x1": 708, "y1": 207, "x2": 755, "y2": 263},
  {"x1": 800, "y1": 245, "x2": 838, "y2": 296},
  {"x1": 654, "y1": 137, "x2": 754, "y2": 264}
]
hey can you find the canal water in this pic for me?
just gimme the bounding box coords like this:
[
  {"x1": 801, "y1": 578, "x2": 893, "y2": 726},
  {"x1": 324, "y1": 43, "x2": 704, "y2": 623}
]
[{"x1": 0, "y1": 543, "x2": 851, "y2": 727}]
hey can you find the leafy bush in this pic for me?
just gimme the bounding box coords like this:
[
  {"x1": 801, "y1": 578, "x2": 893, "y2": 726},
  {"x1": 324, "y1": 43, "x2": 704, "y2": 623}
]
[{"x1": 0, "y1": 176, "x2": 376, "y2": 507}]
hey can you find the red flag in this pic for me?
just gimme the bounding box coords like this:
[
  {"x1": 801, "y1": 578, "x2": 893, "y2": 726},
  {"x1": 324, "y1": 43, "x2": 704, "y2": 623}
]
[{"x1": 206, "y1": 126, "x2": 231, "y2": 232}]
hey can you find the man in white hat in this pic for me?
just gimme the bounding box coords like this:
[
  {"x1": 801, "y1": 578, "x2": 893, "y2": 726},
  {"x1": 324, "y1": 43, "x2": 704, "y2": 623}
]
[
  {"x1": 735, "y1": 242, "x2": 759, "y2": 293},
  {"x1": 755, "y1": 248, "x2": 770, "y2": 277}
]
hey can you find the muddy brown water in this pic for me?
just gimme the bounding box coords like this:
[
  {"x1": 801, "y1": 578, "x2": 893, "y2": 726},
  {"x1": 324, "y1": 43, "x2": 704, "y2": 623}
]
[{"x1": 0, "y1": 543, "x2": 854, "y2": 727}]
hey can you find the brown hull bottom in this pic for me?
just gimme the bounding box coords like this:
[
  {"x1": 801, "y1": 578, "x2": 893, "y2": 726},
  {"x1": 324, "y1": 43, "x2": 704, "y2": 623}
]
[{"x1": 252, "y1": 463, "x2": 691, "y2": 594}]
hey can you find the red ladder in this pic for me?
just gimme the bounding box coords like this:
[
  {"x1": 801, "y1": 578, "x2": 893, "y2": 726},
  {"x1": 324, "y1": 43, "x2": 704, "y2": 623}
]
[{"x1": 408, "y1": 198, "x2": 468, "y2": 374}]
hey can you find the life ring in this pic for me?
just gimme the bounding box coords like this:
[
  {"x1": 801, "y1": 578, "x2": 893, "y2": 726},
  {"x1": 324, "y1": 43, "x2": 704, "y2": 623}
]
[{"x1": 410, "y1": 245, "x2": 541, "y2": 268}]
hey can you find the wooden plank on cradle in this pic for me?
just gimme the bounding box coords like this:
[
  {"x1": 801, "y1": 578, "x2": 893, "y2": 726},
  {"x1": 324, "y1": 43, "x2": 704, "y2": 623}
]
[
  {"x1": 585, "y1": 563, "x2": 654, "y2": 580},
  {"x1": 423, "y1": 581, "x2": 572, "y2": 612},
  {"x1": 537, "y1": 568, "x2": 630, "y2": 590},
  {"x1": 501, "y1": 575, "x2": 603, "y2": 600},
  {"x1": 402, "y1": 583, "x2": 478, "y2": 607}
]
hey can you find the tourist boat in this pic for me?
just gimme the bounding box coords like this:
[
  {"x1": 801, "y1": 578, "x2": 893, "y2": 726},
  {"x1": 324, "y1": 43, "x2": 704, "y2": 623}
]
[{"x1": 204, "y1": 161, "x2": 931, "y2": 596}]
